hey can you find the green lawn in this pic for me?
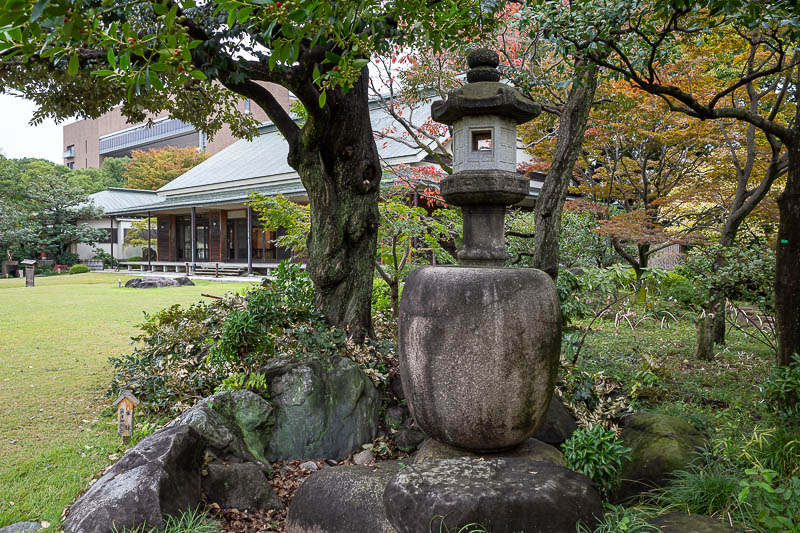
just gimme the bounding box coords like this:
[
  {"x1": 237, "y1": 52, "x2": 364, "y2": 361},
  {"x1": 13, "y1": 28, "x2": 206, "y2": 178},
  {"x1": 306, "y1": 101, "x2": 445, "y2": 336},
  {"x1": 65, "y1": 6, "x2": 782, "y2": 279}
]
[{"x1": 0, "y1": 273, "x2": 254, "y2": 529}]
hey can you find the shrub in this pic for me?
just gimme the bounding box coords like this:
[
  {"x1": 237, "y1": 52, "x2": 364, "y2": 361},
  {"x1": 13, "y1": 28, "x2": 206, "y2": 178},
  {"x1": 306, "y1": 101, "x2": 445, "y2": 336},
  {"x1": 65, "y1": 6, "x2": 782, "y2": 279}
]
[
  {"x1": 763, "y1": 353, "x2": 800, "y2": 429},
  {"x1": 738, "y1": 467, "x2": 800, "y2": 532},
  {"x1": 577, "y1": 504, "x2": 658, "y2": 533},
  {"x1": 652, "y1": 463, "x2": 745, "y2": 522},
  {"x1": 126, "y1": 255, "x2": 144, "y2": 262},
  {"x1": 660, "y1": 278, "x2": 707, "y2": 309},
  {"x1": 109, "y1": 260, "x2": 394, "y2": 414},
  {"x1": 562, "y1": 424, "x2": 632, "y2": 498},
  {"x1": 69, "y1": 264, "x2": 90, "y2": 274},
  {"x1": 372, "y1": 277, "x2": 401, "y2": 314},
  {"x1": 57, "y1": 251, "x2": 80, "y2": 266}
]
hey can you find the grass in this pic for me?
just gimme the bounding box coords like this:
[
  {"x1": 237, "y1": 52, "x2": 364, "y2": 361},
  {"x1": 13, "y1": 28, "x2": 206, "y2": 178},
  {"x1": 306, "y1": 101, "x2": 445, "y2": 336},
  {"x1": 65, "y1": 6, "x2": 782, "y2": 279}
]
[{"x1": 0, "y1": 273, "x2": 254, "y2": 529}]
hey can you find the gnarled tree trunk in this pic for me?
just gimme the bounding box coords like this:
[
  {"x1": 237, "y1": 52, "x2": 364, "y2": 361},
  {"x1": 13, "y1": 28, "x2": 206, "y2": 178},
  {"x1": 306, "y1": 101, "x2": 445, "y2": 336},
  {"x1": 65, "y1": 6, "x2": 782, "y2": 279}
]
[
  {"x1": 286, "y1": 73, "x2": 380, "y2": 341},
  {"x1": 533, "y1": 60, "x2": 600, "y2": 279}
]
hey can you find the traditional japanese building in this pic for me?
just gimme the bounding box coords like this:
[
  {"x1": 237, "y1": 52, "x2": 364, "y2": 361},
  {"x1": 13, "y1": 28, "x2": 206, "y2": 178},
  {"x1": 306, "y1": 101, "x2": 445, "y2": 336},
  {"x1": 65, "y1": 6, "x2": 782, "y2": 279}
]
[{"x1": 104, "y1": 101, "x2": 545, "y2": 276}]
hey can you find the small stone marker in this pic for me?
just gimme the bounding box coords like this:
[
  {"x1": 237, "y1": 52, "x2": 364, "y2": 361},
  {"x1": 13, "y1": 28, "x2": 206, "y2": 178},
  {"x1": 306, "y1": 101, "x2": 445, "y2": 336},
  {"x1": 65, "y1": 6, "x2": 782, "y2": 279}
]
[
  {"x1": 21, "y1": 259, "x2": 36, "y2": 288},
  {"x1": 113, "y1": 391, "x2": 140, "y2": 444}
]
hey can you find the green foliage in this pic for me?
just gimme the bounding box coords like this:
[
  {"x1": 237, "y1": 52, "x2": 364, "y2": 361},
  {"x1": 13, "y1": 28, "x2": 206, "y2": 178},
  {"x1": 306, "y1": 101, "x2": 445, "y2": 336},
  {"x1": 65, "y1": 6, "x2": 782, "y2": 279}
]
[
  {"x1": 92, "y1": 247, "x2": 118, "y2": 268},
  {"x1": 109, "y1": 261, "x2": 391, "y2": 413},
  {"x1": 372, "y1": 277, "x2": 397, "y2": 314},
  {"x1": 124, "y1": 218, "x2": 157, "y2": 249},
  {"x1": 216, "y1": 372, "x2": 267, "y2": 393},
  {"x1": 65, "y1": 166, "x2": 123, "y2": 195},
  {"x1": 69, "y1": 264, "x2": 89, "y2": 274},
  {"x1": 115, "y1": 507, "x2": 220, "y2": 533},
  {"x1": 738, "y1": 467, "x2": 800, "y2": 532},
  {"x1": 762, "y1": 353, "x2": 800, "y2": 428},
  {"x1": 562, "y1": 424, "x2": 632, "y2": 498},
  {"x1": 251, "y1": 188, "x2": 461, "y2": 317},
  {"x1": 124, "y1": 147, "x2": 210, "y2": 191},
  {"x1": 57, "y1": 251, "x2": 80, "y2": 266},
  {"x1": 0, "y1": 157, "x2": 104, "y2": 259},
  {"x1": 248, "y1": 193, "x2": 310, "y2": 257},
  {"x1": 652, "y1": 462, "x2": 746, "y2": 522},
  {"x1": 576, "y1": 504, "x2": 658, "y2": 533},
  {"x1": 505, "y1": 209, "x2": 620, "y2": 269},
  {"x1": 428, "y1": 517, "x2": 489, "y2": 533}
]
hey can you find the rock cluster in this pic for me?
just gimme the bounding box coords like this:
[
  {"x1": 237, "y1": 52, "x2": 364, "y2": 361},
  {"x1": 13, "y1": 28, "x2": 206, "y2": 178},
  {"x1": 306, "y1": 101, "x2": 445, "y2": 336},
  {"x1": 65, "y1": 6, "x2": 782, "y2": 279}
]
[
  {"x1": 124, "y1": 276, "x2": 195, "y2": 288},
  {"x1": 64, "y1": 355, "x2": 380, "y2": 533},
  {"x1": 616, "y1": 412, "x2": 707, "y2": 501}
]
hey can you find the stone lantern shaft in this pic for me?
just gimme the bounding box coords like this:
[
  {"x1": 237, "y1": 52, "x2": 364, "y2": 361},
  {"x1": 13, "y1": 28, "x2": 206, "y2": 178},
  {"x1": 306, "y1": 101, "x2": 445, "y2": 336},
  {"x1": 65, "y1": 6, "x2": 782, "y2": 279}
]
[{"x1": 431, "y1": 48, "x2": 540, "y2": 266}]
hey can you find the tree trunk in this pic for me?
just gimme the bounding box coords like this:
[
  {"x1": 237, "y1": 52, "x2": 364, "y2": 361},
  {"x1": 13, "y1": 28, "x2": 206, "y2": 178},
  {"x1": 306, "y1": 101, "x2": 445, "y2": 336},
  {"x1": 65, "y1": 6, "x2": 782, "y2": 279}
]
[
  {"x1": 533, "y1": 60, "x2": 600, "y2": 279},
  {"x1": 775, "y1": 146, "x2": 800, "y2": 367},
  {"x1": 288, "y1": 74, "x2": 380, "y2": 341},
  {"x1": 390, "y1": 280, "x2": 400, "y2": 319},
  {"x1": 696, "y1": 313, "x2": 715, "y2": 361}
]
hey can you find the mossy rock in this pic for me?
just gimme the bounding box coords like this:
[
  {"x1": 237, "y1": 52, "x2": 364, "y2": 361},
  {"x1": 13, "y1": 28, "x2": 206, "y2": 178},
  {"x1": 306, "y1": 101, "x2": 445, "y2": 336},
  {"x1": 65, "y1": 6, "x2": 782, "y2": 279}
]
[
  {"x1": 260, "y1": 355, "x2": 380, "y2": 461},
  {"x1": 172, "y1": 390, "x2": 273, "y2": 465},
  {"x1": 616, "y1": 412, "x2": 706, "y2": 501},
  {"x1": 649, "y1": 512, "x2": 743, "y2": 532}
]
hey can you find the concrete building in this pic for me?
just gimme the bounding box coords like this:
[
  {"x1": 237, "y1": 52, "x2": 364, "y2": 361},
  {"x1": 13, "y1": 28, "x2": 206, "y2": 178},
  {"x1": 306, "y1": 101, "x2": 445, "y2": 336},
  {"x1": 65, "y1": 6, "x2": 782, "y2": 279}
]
[{"x1": 62, "y1": 83, "x2": 289, "y2": 169}]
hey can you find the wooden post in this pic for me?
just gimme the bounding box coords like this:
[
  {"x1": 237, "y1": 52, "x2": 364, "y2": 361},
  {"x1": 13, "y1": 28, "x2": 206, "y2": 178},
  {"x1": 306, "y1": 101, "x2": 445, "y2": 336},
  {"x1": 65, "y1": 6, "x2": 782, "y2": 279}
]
[
  {"x1": 215, "y1": 262, "x2": 219, "y2": 278},
  {"x1": 21, "y1": 259, "x2": 36, "y2": 287},
  {"x1": 147, "y1": 211, "x2": 152, "y2": 271},
  {"x1": 190, "y1": 207, "x2": 197, "y2": 274},
  {"x1": 247, "y1": 206, "x2": 253, "y2": 276},
  {"x1": 113, "y1": 391, "x2": 139, "y2": 444}
]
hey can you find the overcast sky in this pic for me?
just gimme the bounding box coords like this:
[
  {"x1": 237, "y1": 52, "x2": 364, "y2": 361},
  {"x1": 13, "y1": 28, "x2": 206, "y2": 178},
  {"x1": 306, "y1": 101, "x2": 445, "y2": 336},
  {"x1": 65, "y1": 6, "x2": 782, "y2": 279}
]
[{"x1": 0, "y1": 94, "x2": 67, "y2": 164}]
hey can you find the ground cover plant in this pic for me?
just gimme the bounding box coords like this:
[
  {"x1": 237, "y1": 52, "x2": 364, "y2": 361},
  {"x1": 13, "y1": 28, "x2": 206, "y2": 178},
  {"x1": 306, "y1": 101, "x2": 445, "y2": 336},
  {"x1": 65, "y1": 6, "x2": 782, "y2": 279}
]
[
  {"x1": 108, "y1": 262, "x2": 397, "y2": 416},
  {"x1": 556, "y1": 255, "x2": 798, "y2": 532},
  {"x1": 0, "y1": 273, "x2": 253, "y2": 529}
]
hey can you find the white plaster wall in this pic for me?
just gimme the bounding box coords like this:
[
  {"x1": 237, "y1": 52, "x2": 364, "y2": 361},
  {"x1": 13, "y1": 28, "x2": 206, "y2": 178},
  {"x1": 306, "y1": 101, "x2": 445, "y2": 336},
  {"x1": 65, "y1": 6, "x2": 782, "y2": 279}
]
[{"x1": 75, "y1": 218, "x2": 143, "y2": 260}]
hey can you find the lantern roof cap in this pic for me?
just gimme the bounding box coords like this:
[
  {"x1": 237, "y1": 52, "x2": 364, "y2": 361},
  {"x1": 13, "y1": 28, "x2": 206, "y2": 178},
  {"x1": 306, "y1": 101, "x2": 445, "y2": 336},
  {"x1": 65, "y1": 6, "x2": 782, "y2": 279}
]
[
  {"x1": 113, "y1": 390, "x2": 140, "y2": 407},
  {"x1": 431, "y1": 48, "x2": 541, "y2": 125}
]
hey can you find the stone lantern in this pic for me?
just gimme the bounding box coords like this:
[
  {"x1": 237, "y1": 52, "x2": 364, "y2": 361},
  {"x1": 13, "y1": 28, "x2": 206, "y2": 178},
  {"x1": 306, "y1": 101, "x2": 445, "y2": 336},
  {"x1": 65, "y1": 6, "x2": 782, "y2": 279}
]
[{"x1": 398, "y1": 49, "x2": 562, "y2": 452}]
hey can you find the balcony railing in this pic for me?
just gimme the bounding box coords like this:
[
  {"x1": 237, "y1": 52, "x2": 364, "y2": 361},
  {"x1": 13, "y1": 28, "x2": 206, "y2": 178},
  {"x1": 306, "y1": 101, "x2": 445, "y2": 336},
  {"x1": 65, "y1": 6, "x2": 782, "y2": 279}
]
[
  {"x1": 99, "y1": 118, "x2": 196, "y2": 155},
  {"x1": 63, "y1": 146, "x2": 75, "y2": 159}
]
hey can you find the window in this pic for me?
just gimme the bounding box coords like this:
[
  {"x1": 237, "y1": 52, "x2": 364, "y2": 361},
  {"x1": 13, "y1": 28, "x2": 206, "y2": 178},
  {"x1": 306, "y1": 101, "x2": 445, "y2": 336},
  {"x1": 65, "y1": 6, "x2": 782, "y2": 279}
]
[
  {"x1": 244, "y1": 99, "x2": 251, "y2": 114},
  {"x1": 471, "y1": 130, "x2": 492, "y2": 151},
  {"x1": 67, "y1": 162, "x2": 74, "y2": 170},
  {"x1": 98, "y1": 228, "x2": 119, "y2": 244}
]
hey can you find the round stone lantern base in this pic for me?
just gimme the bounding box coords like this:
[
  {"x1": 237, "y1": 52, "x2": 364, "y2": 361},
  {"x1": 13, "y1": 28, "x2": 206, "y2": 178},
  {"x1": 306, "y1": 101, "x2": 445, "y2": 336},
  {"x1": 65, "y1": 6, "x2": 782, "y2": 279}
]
[{"x1": 398, "y1": 266, "x2": 562, "y2": 451}]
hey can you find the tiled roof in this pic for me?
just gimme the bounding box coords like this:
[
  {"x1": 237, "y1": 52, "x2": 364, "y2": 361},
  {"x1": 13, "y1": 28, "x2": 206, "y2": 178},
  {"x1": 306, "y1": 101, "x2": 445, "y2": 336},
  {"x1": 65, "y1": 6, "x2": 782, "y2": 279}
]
[
  {"x1": 157, "y1": 102, "x2": 433, "y2": 194},
  {"x1": 88, "y1": 188, "x2": 161, "y2": 214},
  {"x1": 106, "y1": 182, "x2": 305, "y2": 215}
]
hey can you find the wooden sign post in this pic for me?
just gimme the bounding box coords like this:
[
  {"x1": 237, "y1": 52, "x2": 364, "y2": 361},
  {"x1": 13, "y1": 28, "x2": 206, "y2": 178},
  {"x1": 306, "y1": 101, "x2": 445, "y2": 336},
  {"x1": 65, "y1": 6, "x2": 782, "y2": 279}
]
[
  {"x1": 113, "y1": 391, "x2": 140, "y2": 444},
  {"x1": 21, "y1": 259, "x2": 36, "y2": 288}
]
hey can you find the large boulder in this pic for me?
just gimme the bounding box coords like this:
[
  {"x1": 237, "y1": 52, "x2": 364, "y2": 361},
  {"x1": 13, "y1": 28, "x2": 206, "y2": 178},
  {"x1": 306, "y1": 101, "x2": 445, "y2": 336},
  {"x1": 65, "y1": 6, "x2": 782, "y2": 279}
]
[
  {"x1": 286, "y1": 462, "x2": 403, "y2": 533},
  {"x1": 532, "y1": 395, "x2": 578, "y2": 446},
  {"x1": 649, "y1": 513, "x2": 743, "y2": 532},
  {"x1": 169, "y1": 390, "x2": 273, "y2": 464},
  {"x1": 260, "y1": 356, "x2": 380, "y2": 461},
  {"x1": 413, "y1": 437, "x2": 565, "y2": 466},
  {"x1": 202, "y1": 462, "x2": 282, "y2": 512},
  {"x1": 0, "y1": 522, "x2": 42, "y2": 533},
  {"x1": 399, "y1": 266, "x2": 561, "y2": 452},
  {"x1": 124, "y1": 276, "x2": 194, "y2": 288},
  {"x1": 63, "y1": 425, "x2": 206, "y2": 533},
  {"x1": 616, "y1": 412, "x2": 706, "y2": 500},
  {"x1": 383, "y1": 458, "x2": 602, "y2": 533}
]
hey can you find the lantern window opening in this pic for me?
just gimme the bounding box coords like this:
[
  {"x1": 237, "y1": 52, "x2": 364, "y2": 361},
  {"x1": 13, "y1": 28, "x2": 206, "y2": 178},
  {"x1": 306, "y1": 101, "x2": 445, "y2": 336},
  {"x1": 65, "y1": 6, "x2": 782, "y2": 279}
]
[{"x1": 471, "y1": 129, "x2": 493, "y2": 152}]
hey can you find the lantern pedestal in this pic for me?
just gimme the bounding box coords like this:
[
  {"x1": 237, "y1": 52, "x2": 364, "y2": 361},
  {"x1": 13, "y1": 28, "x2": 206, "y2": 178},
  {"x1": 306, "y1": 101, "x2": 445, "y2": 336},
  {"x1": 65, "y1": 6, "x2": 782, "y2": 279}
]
[{"x1": 399, "y1": 265, "x2": 561, "y2": 451}]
